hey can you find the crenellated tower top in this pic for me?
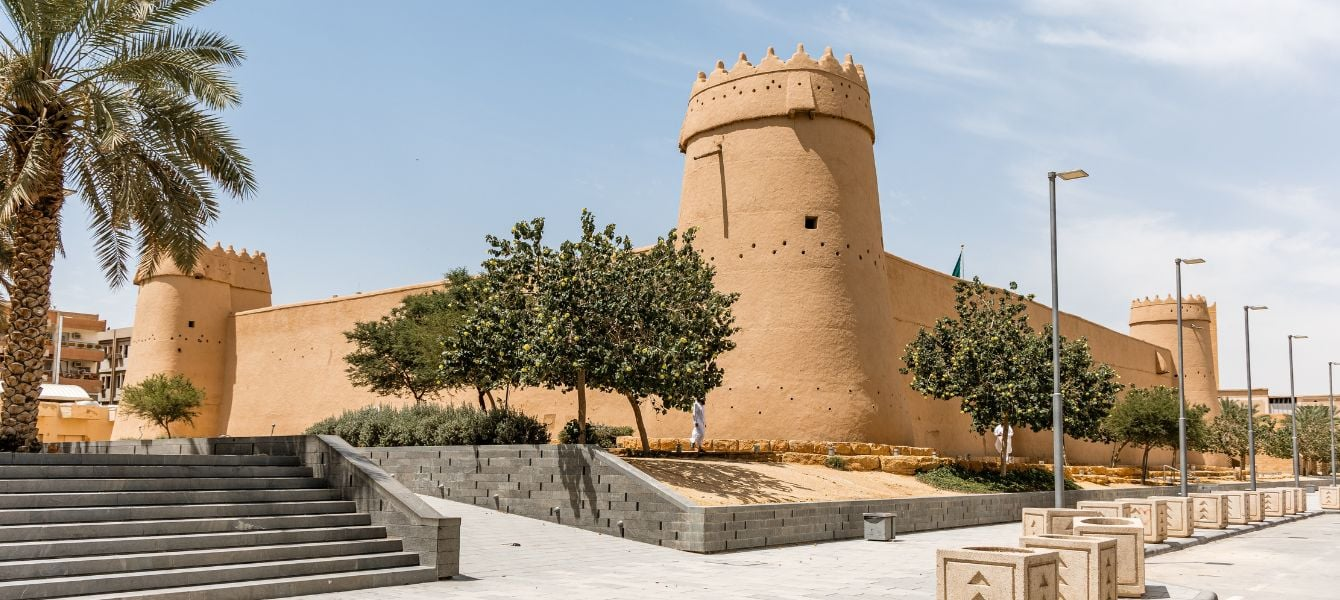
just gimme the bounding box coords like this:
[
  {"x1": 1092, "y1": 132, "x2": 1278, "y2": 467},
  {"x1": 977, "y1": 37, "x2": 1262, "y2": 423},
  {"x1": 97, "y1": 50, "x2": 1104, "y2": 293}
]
[
  {"x1": 680, "y1": 44, "x2": 874, "y2": 150},
  {"x1": 134, "y1": 241, "x2": 272, "y2": 294},
  {"x1": 1130, "y1": 294, "x2": 1213, "y2": 325}
]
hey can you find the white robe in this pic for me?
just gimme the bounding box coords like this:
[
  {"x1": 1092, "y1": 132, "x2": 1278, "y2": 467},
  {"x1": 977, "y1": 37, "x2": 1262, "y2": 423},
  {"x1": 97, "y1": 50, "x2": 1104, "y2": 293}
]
[
  {"x1": 690, "y1": 401, "x2": 706, "y2": 446},
  {"x1": 993, "y1": 424, "x2": 1014, "y2": 460}
]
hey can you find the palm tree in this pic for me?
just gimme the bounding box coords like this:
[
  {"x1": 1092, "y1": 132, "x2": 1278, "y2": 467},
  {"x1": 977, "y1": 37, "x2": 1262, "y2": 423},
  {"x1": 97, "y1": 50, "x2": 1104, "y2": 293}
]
[{"x1": 0, "y1": 0, "x2": 254, "y2": 451}]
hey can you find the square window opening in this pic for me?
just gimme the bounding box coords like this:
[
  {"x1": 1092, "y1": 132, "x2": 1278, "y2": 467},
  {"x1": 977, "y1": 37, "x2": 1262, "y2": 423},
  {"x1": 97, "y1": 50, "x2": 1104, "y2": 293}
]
[
  {"x1": 804, "y1": 215, "x2": 818, "y2": 229},
  {"x1": 188, "y1": 320, "x2": 195, "y2": 328}
]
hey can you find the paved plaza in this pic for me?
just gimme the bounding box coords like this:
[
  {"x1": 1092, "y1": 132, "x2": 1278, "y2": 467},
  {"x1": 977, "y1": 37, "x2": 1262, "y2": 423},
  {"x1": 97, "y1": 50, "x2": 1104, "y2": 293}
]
[{"x1": 297, "y1": 493, "x2": 1220, "y2": 600}]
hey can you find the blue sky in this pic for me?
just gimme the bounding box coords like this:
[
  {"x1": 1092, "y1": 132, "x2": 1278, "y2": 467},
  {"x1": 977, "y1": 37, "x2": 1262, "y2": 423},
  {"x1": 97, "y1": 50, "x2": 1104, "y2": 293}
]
[{"x1": 52, "y1": 0, "x2": 1340, "y2": 395}]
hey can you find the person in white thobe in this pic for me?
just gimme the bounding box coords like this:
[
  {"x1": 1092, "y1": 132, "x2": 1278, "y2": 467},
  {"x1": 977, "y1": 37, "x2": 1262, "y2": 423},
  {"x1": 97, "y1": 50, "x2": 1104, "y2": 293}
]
[
  {"x1": 993, "y1": 423, "x2": 1014, "y2": 462},
  {"x1": 689, "y1": 399, "x2": 707, "y2": 451}
]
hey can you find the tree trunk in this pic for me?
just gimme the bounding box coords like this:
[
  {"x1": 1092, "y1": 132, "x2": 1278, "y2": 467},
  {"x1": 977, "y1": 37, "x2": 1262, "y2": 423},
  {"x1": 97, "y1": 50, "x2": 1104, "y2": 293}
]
[
  {"x1": 627, "y1": 394, "x2": 650, "y2": 451},
  {"x1": 484, "y1": 389, "x2": 497, "y2": 410},
  {"x1": 576, "y1": 369, "x2": 588, "y2": 445},
  {"x1": 476, "y1": 388, "x2": 487, "y2": 411},
  {"x1": 1141, "y1": 446, "x2": 1151, "y2": 485},
  {"x1": 998, "y1": 415, "x2": 1010, "y2": 477}
]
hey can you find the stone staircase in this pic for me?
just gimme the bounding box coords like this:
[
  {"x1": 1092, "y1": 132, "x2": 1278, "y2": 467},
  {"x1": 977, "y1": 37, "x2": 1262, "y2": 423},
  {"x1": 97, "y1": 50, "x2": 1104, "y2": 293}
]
[{"x1": 0, "y1": 452, "x2": 437, "y2": 599}]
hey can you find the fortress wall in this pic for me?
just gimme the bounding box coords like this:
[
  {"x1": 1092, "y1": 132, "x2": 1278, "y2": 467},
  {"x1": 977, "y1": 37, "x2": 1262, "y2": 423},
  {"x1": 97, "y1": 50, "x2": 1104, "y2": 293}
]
[{"x1": 220, "y1": 281, "x2": 444, "y2": 436}]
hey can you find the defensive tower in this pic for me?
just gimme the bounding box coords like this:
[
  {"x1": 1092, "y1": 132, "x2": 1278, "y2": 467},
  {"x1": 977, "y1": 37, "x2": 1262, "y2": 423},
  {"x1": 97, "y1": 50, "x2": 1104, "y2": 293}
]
[
  {"x1": 110, "y1": 243, "x2": 272, "y2": 439},
  {"x1": 1129, "y1": 295, "x2": 1221, "y2": 418},
  {"x1": 675, "y1": 45, "x2": 899, "y2": 441}
]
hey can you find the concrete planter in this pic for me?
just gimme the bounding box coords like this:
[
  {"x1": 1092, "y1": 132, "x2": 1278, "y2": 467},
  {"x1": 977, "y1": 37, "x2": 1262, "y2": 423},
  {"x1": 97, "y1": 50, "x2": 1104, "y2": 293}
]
[
  {"x1": 1282, "y1": 488, "x2": 1297, "y2": 515},
  {"x1": 1211, "y1": 491, "x2": 1248, "y2": 525},
  {"x1": 1112, "y1": 498, "x2": 1167, "y2": 544},
  {"x1": 1144, "y1": 496, "x2": 1193, "y2": 538},
  {"x1": 863, "y1": 512, "x2": 896, "y2": 541},
  {"x1": 1073, "y1": 517, "x2": 1145, "y2": 598},
  {"x1": 1019, "y1": 534, "x2": 1119, "y2": 600},
  {"x1": 1244, "y1": 491, "x2": 1264, "y2": 521},
  {"x1": 1073, "y1": 501, "x2": 1126, "y2": 519},
  {"x1": 1292, "y1": 487, "x2": 1307, "y2": 512},
  {"x1": 1320, "y1": 486, "x2": 1340, "y2": 510},
  {"x1": 1021, "y1": 508, "x2": 1103, "y2": 537},
  {"x1": 936, "y1": 546, "x2": 1060, "y2": 600},
  {"x1": 1186, "y1": 493, "x2": 1227, "y2": 529},
  {"x1": 1262, "y1": 489, "x2": 1285, "y2": 517}
]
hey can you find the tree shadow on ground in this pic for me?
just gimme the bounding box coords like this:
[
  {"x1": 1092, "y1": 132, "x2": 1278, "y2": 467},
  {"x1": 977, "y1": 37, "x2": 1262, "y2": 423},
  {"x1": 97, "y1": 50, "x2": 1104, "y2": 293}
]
[{"x1": 628, "y1": 459, "x2": 810, "y2": 504}]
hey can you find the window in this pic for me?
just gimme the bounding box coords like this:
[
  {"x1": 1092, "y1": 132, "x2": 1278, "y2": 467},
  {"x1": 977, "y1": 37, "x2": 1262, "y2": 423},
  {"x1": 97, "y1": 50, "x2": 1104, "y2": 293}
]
[
  {"x1": 804, "y1": 216, "x2": 818, "y2": 229},
  {"x1": 188, "y1": 320, "x2": 195, "y2": 328}
]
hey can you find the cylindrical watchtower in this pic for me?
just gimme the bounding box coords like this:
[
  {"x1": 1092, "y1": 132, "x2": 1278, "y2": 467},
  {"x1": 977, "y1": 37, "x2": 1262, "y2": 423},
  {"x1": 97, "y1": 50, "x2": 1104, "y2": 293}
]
[
  {"x1": 1129, "y1": 295, "x2": 1220, "y2": 418},
  {"x1": 675, "y1": 45, "x2": 899, "y2": 441}
]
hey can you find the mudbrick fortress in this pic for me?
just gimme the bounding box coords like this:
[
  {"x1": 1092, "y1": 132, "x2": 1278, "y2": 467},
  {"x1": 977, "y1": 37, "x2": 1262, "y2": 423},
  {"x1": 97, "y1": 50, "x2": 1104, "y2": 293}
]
[{"x1": 111, "y1": 46, "x2": 1223, "y2": 468}]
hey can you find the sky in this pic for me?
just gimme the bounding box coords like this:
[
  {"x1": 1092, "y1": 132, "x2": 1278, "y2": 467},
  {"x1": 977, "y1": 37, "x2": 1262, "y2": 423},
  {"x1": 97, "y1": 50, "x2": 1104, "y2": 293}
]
[{"x1": 50, "y1": 0, "x2": 1340, "y2": 396}]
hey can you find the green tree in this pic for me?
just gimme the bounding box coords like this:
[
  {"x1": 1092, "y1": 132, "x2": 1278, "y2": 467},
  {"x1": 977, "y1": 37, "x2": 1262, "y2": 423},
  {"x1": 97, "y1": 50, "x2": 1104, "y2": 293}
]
[
  {"x1": 442, "y1": 268, "x2": 527, "y2": 411},
  {"x1": 344, "y1": 273, "x2": 472, "y2": 403},
  {"x1": 120, "y1": 373, "x2": 204, "y2": 438},
  {"x1": 0, "y1": 1, "x2": 255, "y2": 451},
  {"x1": 1265, "y1": 406, "x2": 1335, "y2": 475},
  {"x1": 1100, "y1": 386, "x2": 1210, "y2": 483},
  {"x1": 1206, "y1": 397, "x2": 1275, "y2": 468},
  {"x1": 901, "y1": 277, "x2": 1122, "y2": 475}
]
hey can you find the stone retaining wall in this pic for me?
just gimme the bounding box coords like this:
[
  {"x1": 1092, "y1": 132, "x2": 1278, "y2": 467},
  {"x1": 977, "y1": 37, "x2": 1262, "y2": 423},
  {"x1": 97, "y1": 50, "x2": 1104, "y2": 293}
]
[{"x1": 358, "y1": 443, "x2": 1326, "y2": 553}]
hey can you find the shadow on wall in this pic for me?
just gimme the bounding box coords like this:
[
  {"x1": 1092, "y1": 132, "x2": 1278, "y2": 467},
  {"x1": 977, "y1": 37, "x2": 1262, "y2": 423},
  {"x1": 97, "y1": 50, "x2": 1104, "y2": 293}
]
[
  {"x1": 630, "y1": 459, "x2": 804, "y2": 504},
  {"x1": 557, "y1": 444, "x2": 599, "y2": 519}
]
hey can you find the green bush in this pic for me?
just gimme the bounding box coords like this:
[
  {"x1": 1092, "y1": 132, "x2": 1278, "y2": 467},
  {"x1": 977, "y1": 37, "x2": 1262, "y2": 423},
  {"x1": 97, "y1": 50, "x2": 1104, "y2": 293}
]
[
  {"x1": 557, "y1": 420, "x2": 634, "y2": 447},
  {"x1": 823, "y1": 455, "x2": 847, "y2": 470},
  {"x1": 914, "y1": 464, "x2": 1081, "y2": 494},
  {"x1": 305, "y1": 404, "x2": 550, "y2": 447}
]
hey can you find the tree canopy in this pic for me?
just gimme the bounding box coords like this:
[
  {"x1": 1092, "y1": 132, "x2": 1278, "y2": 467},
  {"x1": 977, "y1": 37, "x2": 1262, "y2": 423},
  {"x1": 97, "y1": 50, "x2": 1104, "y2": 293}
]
[
  {"x1": 1099, "y1": 386, "x2": 1209, "y2": 483},
  {"x1": 1264, "y1": 405, "x2": 1335, "y2": 474},
  {"x1": 1205, "y1": 397, "x2": 1275, "y2": 468},
  {"x1": 120, "y1": 373, "x2": 205, "y2": 438}
]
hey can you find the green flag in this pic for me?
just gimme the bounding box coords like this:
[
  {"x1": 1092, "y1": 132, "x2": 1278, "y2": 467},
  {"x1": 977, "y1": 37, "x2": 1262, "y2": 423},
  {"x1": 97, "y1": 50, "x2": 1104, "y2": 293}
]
[{"x1": 952, "y1": 246, "x2": 963, "y2": 278}]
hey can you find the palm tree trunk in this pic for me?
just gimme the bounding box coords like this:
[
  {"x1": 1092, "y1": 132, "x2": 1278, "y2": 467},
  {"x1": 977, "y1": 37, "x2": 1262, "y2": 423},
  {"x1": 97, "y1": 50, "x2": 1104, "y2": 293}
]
[
  {"x1": 1, "y1": 200, "x2": 63, "y2": 452},
  {"x1": 627, "y1": 394, "x2": 650, "y2": 451}
]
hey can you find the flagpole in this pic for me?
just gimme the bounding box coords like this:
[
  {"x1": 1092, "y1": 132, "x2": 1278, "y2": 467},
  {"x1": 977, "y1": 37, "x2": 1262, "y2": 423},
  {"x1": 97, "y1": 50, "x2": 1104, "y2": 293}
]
[{"x1": 960, "y1": 244, "x2": 965, "y2": 279}]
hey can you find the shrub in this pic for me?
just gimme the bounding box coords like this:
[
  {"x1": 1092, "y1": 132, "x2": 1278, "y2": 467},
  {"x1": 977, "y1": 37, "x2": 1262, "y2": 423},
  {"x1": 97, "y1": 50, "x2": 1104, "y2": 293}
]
[
  {"x1": 914, "y1": 464, "x2": 1081, "y2": 494},
  {"x1": 557, "y1": 420, "x2": 634, "y2": 447},
  {"x1": 120, "y1": 373, "x2": 204, "y2": 438},
  {"x1": 305, "y1": 404, "x2": 550, "y2": 447},
  {"x1": 824, "y1": 455, "x2": 847, "y2": 471}
]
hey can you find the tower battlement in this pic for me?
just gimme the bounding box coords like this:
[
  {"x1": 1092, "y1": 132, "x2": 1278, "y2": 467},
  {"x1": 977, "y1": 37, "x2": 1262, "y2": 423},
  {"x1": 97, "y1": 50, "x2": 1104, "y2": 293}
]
[
  {"x1": 1130, "y1": 294, "x2": 1212, "y2": 325},
  {"x1": 134, "y1": 241, "x2": 271, "y2": 294},
  {"x1": 680, "y1": 44, "x2": 874, "y2": 150}
]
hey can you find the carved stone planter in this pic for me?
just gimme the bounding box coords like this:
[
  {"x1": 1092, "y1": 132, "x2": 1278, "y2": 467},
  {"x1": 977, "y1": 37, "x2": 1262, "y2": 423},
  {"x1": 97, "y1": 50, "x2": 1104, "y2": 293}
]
[
  {"x1": 1073, "y1": 517, "x2": 1145, "y2": 598},
  {"x1": 1145, "y1": 496, "x2": 1193, "y2": 537},
  {"x1": 1282, "y1": 488, "x2": 1297, "y2": 515},
  {"x1": 937, "y1": 546, "x2": 1060, "y2": 600},
  {"x1": 1113, "y1": 498, "x2": 1167, "y2": 543},
  {"x1": 1320, "y1": 486, "x2": 1340, "y2": 510},
  {"x1": 1074, "y1": 501, "x2": 1126, "y2": 519},
  {"x1": 1292, "y1": 487, "x2": 1307, "y2": 512},
  {"x1": 1212, "y1": 491, "x2": 1248, "y2": 525},
  {"x1": 1262, "y1": 489, "x2": 1285, "y2": 517},
  {"x1": 1187, "y1": 493, "x2": 1227, "y2": 529},
  {"x1": 1244, "y1": 491, "x2": 1264, "y2": 521},
  {"x1": 1022, "y1": 508, "x2": 1103, "y2": 537},
  {"x1": 1020, "y1": 534, "x2": 1119, "y2": 600}
]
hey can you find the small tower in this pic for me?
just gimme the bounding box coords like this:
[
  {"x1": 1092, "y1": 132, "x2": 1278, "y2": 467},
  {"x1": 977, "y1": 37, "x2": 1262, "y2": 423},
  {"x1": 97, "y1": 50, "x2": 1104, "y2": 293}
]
[
  {"x1": 675, "y1": 45, "x2": 899, "y2": 441},
  {"x1": 1129, "y1": 295, "x2": 1221, "y2": 418},
  {"x1": 110, "y1": 243, "x2": 272, "y2": 439}
]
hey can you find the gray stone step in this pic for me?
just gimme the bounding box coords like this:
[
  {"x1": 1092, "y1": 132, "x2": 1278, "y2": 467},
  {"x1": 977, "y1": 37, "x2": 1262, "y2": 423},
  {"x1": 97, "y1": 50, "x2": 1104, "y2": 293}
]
[
  {"x1": 0, "y1": 552, "x2": 419, "y2": 599},
  {"x1": 0, "y1": 477, "x2": 325, "y2": 494},
  {"x1": 0, "y1": 513, "x2": 371, "y2": 543},
  {"x1": 52, "y1": 565, "x2": 438, "y2": 600},
  {"x1": 0, "y1": 501, "x2": 357, "y2": 525},
  {"x1": 0, "y1": 465, "x2": 311, "y2": 479},
  {"x1": 0, "y1": 526, "x2": 389, "y2": 561},
  {"x1": 0, "y1": 488, "x2": 342, "y2": 509},
  {"x1": 0, "y1": 538, "x2": 404, "y2": 581},
  {"x1": 0, "y1": 454, "x2": 299, "y2": 467}
]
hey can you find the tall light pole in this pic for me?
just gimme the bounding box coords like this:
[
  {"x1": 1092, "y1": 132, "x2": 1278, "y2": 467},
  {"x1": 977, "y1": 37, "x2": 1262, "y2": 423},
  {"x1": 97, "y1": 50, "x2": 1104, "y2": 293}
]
[
  {"x1": 1329, "y1": 361, "x2": 1338, "y2": 487},
  {"x1": 1048, "y1": 168, "x2": 1087, "y2": 508},
  {"x1": 1174, "y1": 257, "x2": 1205, "y2": 497},
  {"x1": 1287, "y1": 334, "x2": 1308, "y2": 486},
  {"x1": 1243, "y1": 305, "x2": 1267, "y2": 491}
]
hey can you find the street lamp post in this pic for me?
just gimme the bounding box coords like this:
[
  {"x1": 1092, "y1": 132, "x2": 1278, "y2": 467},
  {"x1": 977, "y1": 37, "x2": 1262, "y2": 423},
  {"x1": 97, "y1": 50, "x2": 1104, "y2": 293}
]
[
  {"x1": 1329, "y1": 362, "x2": 1338, "y2": 487},
  {"x1": 1174, "y1": 257, "x2": 1205, "y2": 497},
  {"x1": 1243, "y1": 305, "x2": 1267, "y2": 491},
  {"x1": 1288, "y1": 334, "x2": 1308, "y2": 486},
  {"x1": 1048, "y1": 168, "x2": 1087, "y2": 509}
]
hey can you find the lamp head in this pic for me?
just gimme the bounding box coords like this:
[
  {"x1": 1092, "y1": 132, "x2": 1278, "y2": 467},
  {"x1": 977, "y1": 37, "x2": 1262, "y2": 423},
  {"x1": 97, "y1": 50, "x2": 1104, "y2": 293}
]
[
  {"x1": 1291, "y1": 334, "x2": 1309, "y2": 340},
  {"x1": 1178, "y1": 257, "x2": 1206, "y2": 265},
  {"x1": 1246, "y1": 305, "x2": 1268, "y2": 311},
  {"x1": 1056, "y1": 169, "x2": 1088, "y2": 180}
]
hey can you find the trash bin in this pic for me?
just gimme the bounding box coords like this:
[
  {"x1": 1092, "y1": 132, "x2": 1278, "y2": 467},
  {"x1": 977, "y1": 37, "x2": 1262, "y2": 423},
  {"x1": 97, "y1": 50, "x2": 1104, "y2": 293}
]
[{"x1": 863, "y1": 512, "x2": 896, "y2": 541}]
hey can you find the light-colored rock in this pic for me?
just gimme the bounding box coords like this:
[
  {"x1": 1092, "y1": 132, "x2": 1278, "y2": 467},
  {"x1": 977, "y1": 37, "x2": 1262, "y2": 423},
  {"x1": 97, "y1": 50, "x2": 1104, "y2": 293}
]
[
  {"x1": 1113, "y1": 498, "x2": 1167, "y2": 543},
  {"x1": 1145, "y1": 496, "x2": 1193, "y2": 538},
  {"x1": 1073, "y1": 517, "x2": 1145, "y2": 598},
  {"x1": 936, "y1": 546, "x2": 1060, "y2": 600},
  {"x1": 1074, "y1": 501, "x2": 1126, "y2": 519},
  {"x1": 1211, "y1": 491, "x2": 1248, "y2": 525},
  {"x1": 1262, "y1": 489, "x2": 1285, "y2": 517},
  {"x1": 1244, "y1": 491, "x2": 1264, "y2": 521},
  {"x1": 1019, "y1": 534, "x2": 1119, "y2": 600},
  {"x1": 1187, "y1": 493, "x2": 1227, "y2": 529},
  {"x1": 1320, "y1": 486, "x2": 1340, "y2": 510},
  {"x1": 1021, "y1": 508, "x2": 1103, "y2": 537}
]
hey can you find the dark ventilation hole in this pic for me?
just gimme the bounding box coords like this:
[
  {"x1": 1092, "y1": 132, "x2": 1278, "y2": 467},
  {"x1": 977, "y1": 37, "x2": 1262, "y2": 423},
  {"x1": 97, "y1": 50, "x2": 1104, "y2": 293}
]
[
  {"x1": 187, "y1": 320, "x2": 195, "y2": 328},
  {"x1": 804, "y1": 215, "x2": 818, "y2": 229}
]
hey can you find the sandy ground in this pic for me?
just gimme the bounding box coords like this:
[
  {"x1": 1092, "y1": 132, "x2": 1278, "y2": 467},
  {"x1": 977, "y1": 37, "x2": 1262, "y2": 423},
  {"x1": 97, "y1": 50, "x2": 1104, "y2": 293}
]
[{"x1": 624, "y1": 458, "x2": 957, "y2": 505}]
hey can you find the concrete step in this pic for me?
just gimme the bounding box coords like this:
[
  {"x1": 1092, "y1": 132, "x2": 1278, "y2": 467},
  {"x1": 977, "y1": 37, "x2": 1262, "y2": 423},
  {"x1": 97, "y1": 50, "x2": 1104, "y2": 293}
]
[
  {"x1": 0, "y1": 454, "x2": 300, "y2": 467},
  {"x1": 0, "y1": 552, "x2": 420, "y2": 599},
  {"x1": 53, "y1": 565, "x2": 438, "y2": 600},
  {"x1": 0, "y1": 465, "x2": 311, "y2": 479},
  {"x1": 0, "y1": 513, "x2": 372, "y2": 543},
  {"x1": 0, "y1": 526, "x2": 389, "y2": 561},
  {"x1": 0, "y1": 488, "x2": 342, "y2": 509},
  {"x1": 0, "y1": 539, "x2": 405, "y2": 581},
  {"x1": 0, "y1": 477, "x2": 326, "y2": 494},
  {"x1": 0, "y1": 501, "x2": 357, "y2": 525}
]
